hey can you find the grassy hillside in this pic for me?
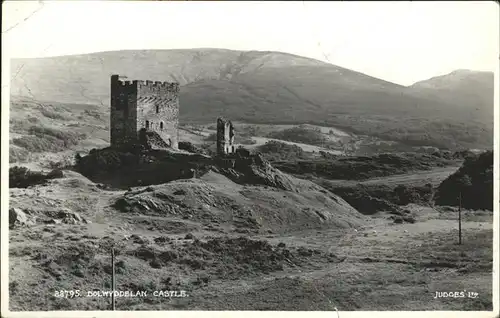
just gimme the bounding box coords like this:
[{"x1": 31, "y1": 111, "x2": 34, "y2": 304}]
[
  {"x1": 10, "y1": 49, "x2": 494, "y2": 150},
  {"x1": 9, "y1": 98, "x2": 109, "y2": 165},
  {"x1": 410, "y1": 69, "x2": 494, "y2": 113}
]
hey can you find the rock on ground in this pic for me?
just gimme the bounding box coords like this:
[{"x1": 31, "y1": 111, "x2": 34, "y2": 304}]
[{"x1": 9, "y1": 208, "x2": 36, "y2": 228}]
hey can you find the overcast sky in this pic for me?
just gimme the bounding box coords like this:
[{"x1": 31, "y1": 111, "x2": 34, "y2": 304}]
[{"x1": 3, "y1": 1, "x2": 498, "y2": 86}]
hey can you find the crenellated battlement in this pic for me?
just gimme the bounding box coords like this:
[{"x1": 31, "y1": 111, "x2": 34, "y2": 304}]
[
  {"x1": 111, "y1": 75, "x2": 180, "y2": 92},
  {"x1": 138, "y1": 80, "x2": 180, "y2": 94},
  {"x1": 114, "y1": 80, "x2": 135, "y2": 89}
]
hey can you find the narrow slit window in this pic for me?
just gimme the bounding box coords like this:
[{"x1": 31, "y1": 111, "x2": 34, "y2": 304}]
[
  {"x1": 156, "y1": 105, "x2": 159, "y2": 114},
  {"x1": 145, "y1": 120, "x2": 150, "y2": 129},
  {"x1": 160, "y1": 122, "x2": 164, "y2": 130}
]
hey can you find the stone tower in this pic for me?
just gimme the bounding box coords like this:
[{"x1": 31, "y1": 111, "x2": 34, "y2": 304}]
[
  {"x1": 110, "y1": 74, "x2": 180, "y2": 149},
  {"x1": 216, "y1": 117, "x2": 235, "y2": 156}
]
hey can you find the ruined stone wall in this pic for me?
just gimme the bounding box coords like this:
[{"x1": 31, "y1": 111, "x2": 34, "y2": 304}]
[
  {"x1": 216, "y1": 118, "x2": 235, "y2": 156},
  {"x1": 110, "y1": 75, "x2": 139, "y2": 147},
  {"x1": 136, "y1": 81, "x2": 180, "y2": 149}
]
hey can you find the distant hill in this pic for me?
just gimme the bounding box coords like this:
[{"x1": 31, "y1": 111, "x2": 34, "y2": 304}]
[
  {"x1": 9, "y1": 49, "x2": 494, "y2": 150},
  {"x1": 409, "y1": 69, "x2": 494, "y2": 117}
]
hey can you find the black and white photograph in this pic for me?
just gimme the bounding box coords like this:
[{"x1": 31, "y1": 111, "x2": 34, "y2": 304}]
[{"x1": 2, "y1": 0, "x2": 498, "y2": 316}]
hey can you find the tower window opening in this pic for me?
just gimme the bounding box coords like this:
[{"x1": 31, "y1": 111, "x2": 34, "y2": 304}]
[
  {"x1": 145, "y1": 120, "x2": 150, "y2": 129},
  {"x1": 160, "y1": 122, "x2": 164, "y2": 130},
  {"x1": 156, "y1": 105, "x2": 159, "y2": 114}
]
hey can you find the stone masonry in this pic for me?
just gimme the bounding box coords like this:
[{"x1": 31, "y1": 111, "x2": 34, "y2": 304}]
[
  {"x1": 216, "y1": 117, "x2": 235, "y2": 156},
  {"x1": 110, "y1": 74, "x2": 180, "y2": 149}
]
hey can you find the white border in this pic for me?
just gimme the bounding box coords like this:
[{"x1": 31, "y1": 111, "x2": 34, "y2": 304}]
[{"x1": 1, "y1": 1, "x2": 499, "y2": 318}]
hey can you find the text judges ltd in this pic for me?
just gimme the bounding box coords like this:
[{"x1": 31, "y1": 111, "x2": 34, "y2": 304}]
[{"x1": 88, "y1": 290, "x2": 188, "y2": 298}]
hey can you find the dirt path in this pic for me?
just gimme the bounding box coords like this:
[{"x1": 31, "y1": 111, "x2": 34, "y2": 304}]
[
  {"x1": 360, "y1": 166, "x2": 460, "y2": 185},
  {"x1": 324, "y1": 166, "x2": 460, "y2": 187}
]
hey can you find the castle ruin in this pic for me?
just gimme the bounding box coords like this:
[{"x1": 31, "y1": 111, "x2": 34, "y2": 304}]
[
  {"x1": 110, "y1": 74, "x2": 180, "y2": 149},
  {"x1": 216, "y1": 117, "x2": 235, "y2": 156}
]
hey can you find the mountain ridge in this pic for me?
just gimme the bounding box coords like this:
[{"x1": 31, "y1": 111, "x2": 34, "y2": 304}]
[
  {"x1": 9, "y1": 48, "x2": 494, "y2": 150},
  {"x1": 10, "y1": 48, "x2": 493, "y2": 87},
  {"x1": 411, "y1": 69, "x2": 493, "y2": 88}
]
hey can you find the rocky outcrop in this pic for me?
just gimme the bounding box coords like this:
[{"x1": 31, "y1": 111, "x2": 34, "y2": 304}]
[
  {"x1": 179, "y1": 141, "x2": 206, "y2": 155},
  {"x1": 75, "y1": 147, "x2": 213, "y2": 188},
  {"x1": 9, "y1": 166, "x2": 64, "y2": 189},
  {"x1": 214, "y1": 153, "x2": 296, "y2": 191},
  {"x1": 139, "y1": 129, "x2": 172, "y2": 150},
  {"x1": 9, "y1": 208, "x2": 36, "y2": 228},
  {"x1": 10, "y1": 207, "x2": 90, "y2": 227},
  {"x1": 42, "y1": 209, "x2": 91, "y2": 225}
]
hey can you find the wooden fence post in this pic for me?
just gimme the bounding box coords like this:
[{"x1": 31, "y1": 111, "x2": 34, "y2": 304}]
[
  {"x1": 111, "y1": 247, "x2": 116, "y2": 310},
  {"x1": 458, "y1": 191, "x2": 462, "y2": 245}
]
